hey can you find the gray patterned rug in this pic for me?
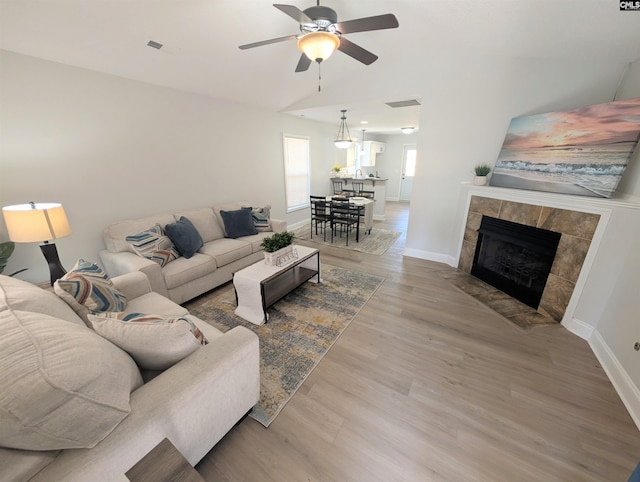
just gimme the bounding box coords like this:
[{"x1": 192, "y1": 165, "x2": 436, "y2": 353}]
[
  {"x1": 187, "y1": 264, "x2": 384, "y2": 427},
  {"x1": 292, "y1": 225, "x2": 400, "y2": 255}
]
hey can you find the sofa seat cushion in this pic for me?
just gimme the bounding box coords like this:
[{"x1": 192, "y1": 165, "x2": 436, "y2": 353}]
[
  {"x1": 125, "y1": 291, "x2": 189, "y2": 317},
  {"x1": 174, "y1": 208, "x2": 224, "y2": 243},
  {"x1": 161, "y1": 253, "x2": 217, "y2": 291},
  {"x1": 0, "y1": 310, "x2": 142, "y2": 451},
  {"x1": 242, "y1": 232, "x2": 277, "y2": 253},
  {"x1": 0, "y1": 275, "x2": 84, "y2": 326},
  {"x1": 199, "y1": 238, "x2": 252, "y2": 267},
  {"x1": 87, "y1": 313, "x2": 208, "y2": 370}
]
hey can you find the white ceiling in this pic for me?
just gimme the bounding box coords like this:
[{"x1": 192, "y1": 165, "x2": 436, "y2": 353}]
[{"x1": 1, "y1": 0, "x2": 639, "y2": 134}]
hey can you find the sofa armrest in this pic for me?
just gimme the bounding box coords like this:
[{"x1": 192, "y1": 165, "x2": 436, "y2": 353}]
[
  {"x1": 29, "y1": 326, "x2": 260, "y2": 482},
  {"x1": 111, "y1": 271, "x2": 152, "y2": 300},
  {"x1": 269, "y1": 218, "x2": 286, "y2": 233},
  {"x1": 99, "y1": 250, "x2": 169, "y2": 298}
]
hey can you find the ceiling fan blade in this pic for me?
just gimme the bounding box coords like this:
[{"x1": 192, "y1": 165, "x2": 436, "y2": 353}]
[
  {"x1": 274, "y1": 4, "x2": 312, "y2": 24},
  {"x1": 338, "y1": 37, "x2": 378, "y2": 65},
  {"x1": 295, "y1": 54, "x2": 312, "y2": 72},
  {"x1": 239, "y1": 34, "x2": 298, "y2": 50},
  {"x1": 334, "y1": 14, "x2": 399, "y2": 34}
]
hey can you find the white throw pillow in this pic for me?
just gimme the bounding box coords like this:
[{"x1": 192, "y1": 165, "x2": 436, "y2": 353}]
[
  {"x1": 0, "y1": 310, "x2": 142, "y2": 450},
  {"x1": 87, "y1": 312, "x2": 208, "y2": 370}
]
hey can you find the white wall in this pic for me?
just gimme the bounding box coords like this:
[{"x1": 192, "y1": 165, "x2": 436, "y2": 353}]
[
  {"x1": 375, "y1": 132, "x2": 418, "y2": 201},
  {"x1": 404, "y1": 55, "x2": 637, "y2": 261},
  {"x1": 0, "y1": 50, "x2": 335, "y2": 282}
]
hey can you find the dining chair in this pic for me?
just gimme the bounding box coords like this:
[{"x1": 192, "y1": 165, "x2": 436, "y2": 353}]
[
  {"x1": 310, "y1": 195, "x2": 332, "y2": 241},
  {"x1": 351, "y1": 181, "x2": 374, "y2": 199},
  {"x1": 332, "y1": 180, "x2": 344, "y2": 195},
  {"x1": 330, "y1": 200, "x2": 361, "y2": 246}
]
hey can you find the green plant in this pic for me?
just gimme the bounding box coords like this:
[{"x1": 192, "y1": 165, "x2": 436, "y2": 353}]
[
  {"x1": 332, "y1": 165, "x2": 342, "y2": 174},
  {"x1": 0, "y1": 241, "x2": 27, "y2": 277},
  {"x1": 260, "y1": 231, "x2": 296, "y2": 253},
  {"x1": 474, "y1": 164, "x2": 492, "y2": 176}
]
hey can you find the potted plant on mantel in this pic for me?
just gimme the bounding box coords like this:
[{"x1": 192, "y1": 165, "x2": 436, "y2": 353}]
[
  {"x1": 473, "y1": 164, "x2": 492, "y2": 185},
  {"x1": 260, "y1": 231, "x2": 296, "y2": 266}
]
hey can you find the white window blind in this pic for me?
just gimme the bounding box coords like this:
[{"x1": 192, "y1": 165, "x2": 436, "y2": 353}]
[{"x1": 283, "y1": 135, "x2": 310, "y2": 212}]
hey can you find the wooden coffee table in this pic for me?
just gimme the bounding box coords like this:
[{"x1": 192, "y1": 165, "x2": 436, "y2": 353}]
[{"x1": 233, "y1": 245, "x2": 320, "y2": 325}]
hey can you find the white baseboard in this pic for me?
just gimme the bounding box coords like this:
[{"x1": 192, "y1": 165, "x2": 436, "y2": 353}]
[
  {"x1": 589, "y1": 330, "x2": 640, "y2": 431},
  {"x1": 402, "y1": 248, "x2": 451, "y2": 264},
  {"x1": 562, "y1": 317, "x2": 595, "y2": 341},
  {"x1": 288, "y1": 219, "x2": 308, "y2": 231}
]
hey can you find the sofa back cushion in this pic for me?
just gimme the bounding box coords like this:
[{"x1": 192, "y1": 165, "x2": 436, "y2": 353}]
[
  {"x1": 0, "y1": 275, "x2": 84, "y2": 326},
  {"x1": 174, "y1": 208, "x2": 224, "y2": 243},
  {"x1": 0, "y1": 309, "x2": 142, "y2": 450},
  {"x1": 103, "y1": 214, "x2": 177, "y2": 253}
]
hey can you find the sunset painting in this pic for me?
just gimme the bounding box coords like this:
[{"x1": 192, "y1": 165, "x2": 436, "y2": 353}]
[{"x1": 490, "y1": 97, "x2": 640, "y2": 197}]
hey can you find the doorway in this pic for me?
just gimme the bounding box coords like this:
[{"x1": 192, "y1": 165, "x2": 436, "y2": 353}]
[{"x1": 399, "y1": 145, "x2": 416, "y2": 201}]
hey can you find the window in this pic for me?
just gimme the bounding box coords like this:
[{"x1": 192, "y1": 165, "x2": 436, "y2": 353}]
[
  {"x1": 404, "y1": 147, "x2": 417, "y2": 176},
  {"x1": 283, "y1": 135, "x2": 310, "y2": 212}
]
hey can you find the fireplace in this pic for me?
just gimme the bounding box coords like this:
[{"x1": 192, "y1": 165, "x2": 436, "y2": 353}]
[
  {"x1": 457, "y1": 195, "x2": 601, "y2": 326},
  {"x1": 471, "y1": 216, "x2": 561, "y2": 309}
]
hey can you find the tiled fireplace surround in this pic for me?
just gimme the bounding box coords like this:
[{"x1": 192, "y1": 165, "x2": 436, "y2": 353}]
[{"x1": 456, "y1": 194, "x2": 601, "y2": 328}]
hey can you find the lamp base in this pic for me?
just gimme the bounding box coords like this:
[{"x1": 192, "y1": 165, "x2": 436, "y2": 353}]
[{"x1": 40, "y1": 243, "x2": 67, "y2": 286}]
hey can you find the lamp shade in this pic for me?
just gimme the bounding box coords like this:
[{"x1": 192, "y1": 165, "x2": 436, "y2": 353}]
[
  {"x1": 297, "y1": 31, "x2": 340, "y2": 62},
  {"x1": 2, "y1": 203, "x2": 72, "y2": 243}
]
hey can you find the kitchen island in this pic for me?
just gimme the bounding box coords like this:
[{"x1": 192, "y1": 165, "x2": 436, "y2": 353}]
[{"x1": 330, "y1": 177, "x2": 387, "y2": 220}]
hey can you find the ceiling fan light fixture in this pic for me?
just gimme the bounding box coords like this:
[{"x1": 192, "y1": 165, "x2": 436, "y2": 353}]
[
  {"x1": 401, "y1": 127, "x2": 415, "y2": 134},
  {"x1": 334, "y1": 109, "x2": 353, "y2": 149},
  {"x1": 297, "y1": 31, "x2": 339, "y2": 62}
]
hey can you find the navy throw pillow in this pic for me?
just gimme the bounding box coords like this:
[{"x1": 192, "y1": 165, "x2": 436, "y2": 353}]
[
  {"x1": 164, "y1": 216, "x2": 203, "y2": 259},
  {"x1": 220, "y1": 208, "x2": 258, "y2": 238}
]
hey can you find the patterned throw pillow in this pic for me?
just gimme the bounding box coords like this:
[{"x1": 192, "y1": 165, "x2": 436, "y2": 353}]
[
  {"x1": 251, "y1": 205, "x2": 272, "y2": 232},
  {"x1": 87, "y1": 312, "x2": 208, "y2": 370},
  {"x1": 54, "y1": 259, "x2": 127, "y2": 316},
  {"x1": 125, "y1": 224, "x2": 179, "y2": 267}
]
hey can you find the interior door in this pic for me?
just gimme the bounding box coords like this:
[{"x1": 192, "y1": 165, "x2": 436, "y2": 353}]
[{"x1": 399, "y1": 145, "x2": 416, "y2": 201}]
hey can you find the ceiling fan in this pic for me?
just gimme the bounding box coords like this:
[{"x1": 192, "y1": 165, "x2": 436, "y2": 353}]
[{"x1": 238, "y1": 2, "x2": 399, "y2": 73}]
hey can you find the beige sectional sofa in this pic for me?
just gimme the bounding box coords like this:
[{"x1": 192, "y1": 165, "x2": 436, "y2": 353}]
[
  {"x1": 0, "y1": 271, "x2": 259, "y2": 482},
  {"x1": 100, "y1": 201, "x2": 286, "y2": 304}
]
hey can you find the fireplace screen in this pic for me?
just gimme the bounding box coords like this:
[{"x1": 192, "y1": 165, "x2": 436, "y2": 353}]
[{"x1": 471, "y1": 216, "x2": 561, "y2": 309}]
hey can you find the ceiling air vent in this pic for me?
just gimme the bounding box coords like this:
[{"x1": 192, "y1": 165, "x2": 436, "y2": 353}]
[
  {"x1": 147, "y1": 40, "x2": 163, "y2": 50},
  {"x1": 385, "y1": 99, "x2": 421, "y2": 108}
]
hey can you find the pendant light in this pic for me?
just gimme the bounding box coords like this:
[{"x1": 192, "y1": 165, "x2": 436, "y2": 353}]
[
  {"x1": 360, "y1": 129, "x2": 366, "y2": 153},
  {"x1": 334, "y1": 110, "x2": 353, "y2": 149}
]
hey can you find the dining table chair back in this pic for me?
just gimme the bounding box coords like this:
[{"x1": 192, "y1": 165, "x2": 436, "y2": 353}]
[
  {"x1": 330, "y1": 200, "x2": 361, "y2": 246},
  {"x1": 310, "y1": 195, "x2": 332, "y2": 241}
]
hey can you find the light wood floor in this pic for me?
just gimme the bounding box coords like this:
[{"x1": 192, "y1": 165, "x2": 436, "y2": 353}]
[{"x1": 195, "y1": 202, "x2": 640, "y2": 481}]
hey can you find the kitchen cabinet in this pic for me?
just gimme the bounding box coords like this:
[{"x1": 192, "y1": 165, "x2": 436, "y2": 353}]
[{"x1": 358, "y1": 141, "x2": 386, "y2": 167}]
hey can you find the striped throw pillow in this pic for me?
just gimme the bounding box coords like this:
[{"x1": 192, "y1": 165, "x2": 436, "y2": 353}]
[
  {"x1": 125, "y1": 224, "x2": 179, "y2": 267},
  {"x1": 54, "y1": 259, "x2": 127, "y2": 314}
]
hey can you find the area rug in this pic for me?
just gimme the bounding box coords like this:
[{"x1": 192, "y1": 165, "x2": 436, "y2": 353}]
[
  {"x1": 188, "y1": 264, "x2": 384, "y2": 427},
  {"x1": 291, "y1": 225, "x2": 400, "y2": 255}
]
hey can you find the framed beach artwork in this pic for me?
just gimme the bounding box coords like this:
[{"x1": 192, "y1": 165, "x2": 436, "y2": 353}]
[{"x1": 490, "y1": 97, "x2": 640, "y2": 198}]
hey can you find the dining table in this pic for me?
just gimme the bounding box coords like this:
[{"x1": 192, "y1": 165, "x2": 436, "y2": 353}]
[{"x1": 326, "y1": 196, "x2": 374, "y2": 235}]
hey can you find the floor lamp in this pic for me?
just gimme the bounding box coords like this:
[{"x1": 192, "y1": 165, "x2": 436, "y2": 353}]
[{"x1": 2, "y1": 202, "x2": 72, "y2": 285}]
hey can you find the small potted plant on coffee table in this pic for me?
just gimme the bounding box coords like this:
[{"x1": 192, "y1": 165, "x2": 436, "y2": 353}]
[{"x1": 261, "y1": 231, "x2": 296, "y2": 266}]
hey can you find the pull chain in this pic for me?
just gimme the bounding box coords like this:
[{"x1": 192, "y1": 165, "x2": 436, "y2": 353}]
[{"x1": 318, "y1": 62, "x2": 322, "y2": 92}]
